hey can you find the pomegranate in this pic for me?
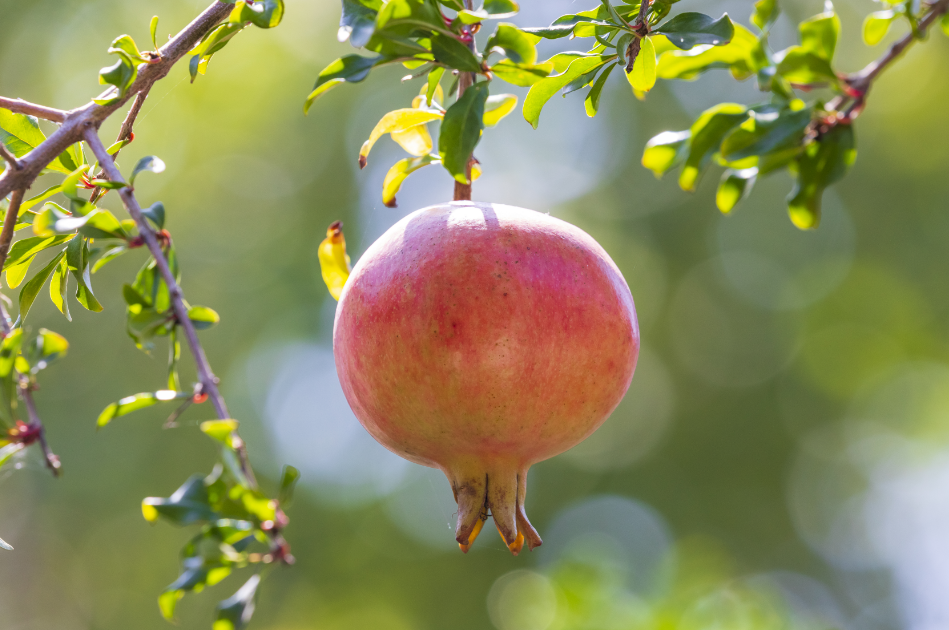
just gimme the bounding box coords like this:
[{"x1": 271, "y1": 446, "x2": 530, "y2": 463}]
[{"x1": 333, "y1": 202, "x2": 639, "y2": 554}]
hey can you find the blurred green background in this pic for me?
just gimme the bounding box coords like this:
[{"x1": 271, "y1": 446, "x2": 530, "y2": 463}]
[{"x1": 2, "y1": 0, "x2": 949, "y2": 628}]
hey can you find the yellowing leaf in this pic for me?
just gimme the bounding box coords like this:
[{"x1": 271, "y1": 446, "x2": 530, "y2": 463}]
[
  {"x1": 382, "y1": 155, "x2": 441, "y2": 208},
  {"x1": 319, "y1": 221, "x2": 351, "y2": 301},
  {"x1": 628, "y1": 36, "x2": 657, "y2": 93},
  {"x1": 359, "y1": 108, "x2": 444, "y2": 167},
  {"x1": 483, "y1": 94, "x2": 518, "y2": 127},
  {"x1": 414, "y1": 81, "x2": 445, "y2": 109},
  {"x1": 391, "y1": 125, "x2": 434, "y2": 156},
  {"x1": 142, "y1": 499, "x2": 159, "y2": 523}
]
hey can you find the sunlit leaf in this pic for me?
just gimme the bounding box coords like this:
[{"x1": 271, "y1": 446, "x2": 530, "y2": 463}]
[
  {"x1": 863, "y1": 10, "x2": 896, "y2": 46},
  {"x1": 717, "y1": 167, "x2": 758, "y2": 214},
  {"x1": 787, "y1": 125, "x2": 856, "y2": 229},
  {"x1": 19, "y1": 252, "x2": 65, "y2": 322},
  {"x1": 360, "y1": 108, "x2": 443, "y2": 166},
  {"x1": 642, "y1": 129, "x2": 692, "y2": 178},
  {"x1": 439, "y1": 82, "x2": 489, "y2": 183},
  {"x1": 130, "y1": 155, "x2": 165, "y2": 185},
  {"x1": 490, "y1": 59, "x2": 553, "y2": 86},
  {"x1": 752, "y1": 0, "x2": 779, "y2": 32},
  {"x1": 584, "y1": 64, "x2": 615, "y2": 117},
  {"x1": 150, "y1": 16, "x2": 160, "y2": 49},
  {"x1": 653, "y1": 12, "x2": 734, "y2": 50},
  {"x1": 799, "y1": 7, "x2": 840, "y2": 61},
  {"x1": 628, "y1": 36, "x2": 657, "y2": 92},
  {"x1": 97, "y1": 390, "x2": 190, "y2": 427},
  {"x1": 381, "y1": 154, "x2": 440, "y2": 207},
  {"x1": 304, "y1": 55, "x2": 384, "y2": 113},
  {"x1": 340, "y1": 0, "x2": 380, "y2": 47},
  {"x1": 188, "y1": 306, "x2": 220, "y2": 330},
  {"x1": 213, "y1": 574, "x2": 261, "y2": 630},
  {"x1": 483, "y1": 94, "x2": 518, "y2": 127},
  {"x1": 680, "y1": 103, "x2": 748, "y2": 192},
  {"x1": 484, "y1": 23, "x2": 538, "y2": 65},
  {"x1": 523, "y1": 54, "x2": 612, "y2": 128},
  {"x1": 658, "y1": 24, "x2": 766, "y2": 81},
  {"x1": 319, "y1": 221, "x2": 351, "y2": 301}
]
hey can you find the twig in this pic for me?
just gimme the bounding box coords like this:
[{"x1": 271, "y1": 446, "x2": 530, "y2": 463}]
[
  {"x1": 0, "y1": 145, "x2": 21, "y2": 171},
  {"x1": 0, "y1": 189, "x2": 23, "y2": 272},
  {"x1": 0, "y1": 1, "x2": 232, "y2": 201},
  {"x1": 452, "y1": 0, "x2": 476, "y2": 202},
  {"x1": 0, "y1": 97, "x2": 67, "y2": 123},
  {"x1": 83, "y1": 128, "x2": 258, "y2": 489},
  {"x1": 0, "y1": 190, "x2": 60, "y2": 476},
  {"x1": 830, "y1": 0, "x2": 949, "y2": 116},
  {"x1": 90, "y1": 86, "x2": 152, "y2": 203}
]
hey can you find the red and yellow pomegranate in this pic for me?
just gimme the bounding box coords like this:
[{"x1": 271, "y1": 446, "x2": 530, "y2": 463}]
[{"x1": 333, "y1": 202, "x2": 639, "y2": 554}]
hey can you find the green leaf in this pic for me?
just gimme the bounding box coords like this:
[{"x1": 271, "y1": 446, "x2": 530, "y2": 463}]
[
  {"x1": 787, "y1": 125, "x2": 856, "y2": 229},
  {"x1": 130, "y1": 155, "x2": 165, "y2": 185},
  {"x1": 458, "y1": 0, "x2": 519, "y2": 23},
  {"x1": 97, "y1": 50, "x2": 137, "y2": 103},
  {"x1": 484, "y1": 23, "x2": 538, "y2": 65},
  {"x1": 65, "y1": 237, "x2": 103, "y2": 312},
  {"x1": 304, "y1": 55, "x2": 385, "y2": 113},
  {"x1": 679, "y1": 103, "x2": 748, "y2": 192},
  {"x1": 523, "y1": 54, "x2": 612, "y2": 128},
  {"x1": 188, "y1": 306, "x2": 220, "y2": 330},
  {"x1": 50, "y1": 256, "x2": 71, "y2": 321},
  {"x1": 491, "y1": 59, "x2": 552, "y2": 86},
  {"x1": 522, "y1": 15, "x2": 604, "y2": 40},
  {"x1": 431, "y1": 33, "x2": 482, "y2": 72},
  {"x1": 658, "y1": 24, "x2": 766, "y2": 81},
  {"x1": 20, "y1": 185, "x2": 62, "y2": 212},
  {"x1": 142, "y1": 474, "x2": 216, "y2": 525},
  {"x1": 0, "y1": 110, "x2": 76, "y2": 175},
  {"x1": 214, "y1": 575, "x2": 261, "y2": 630},
  {"x1": 201, "y1": 419, "x2": 240, "y2": 445},
  {"x1": 229, "y1": 0, "x2": 285, "y2": 28},
  {"x1": 375, "y1": 0, "x2": 447, "y2": 37},
  {"x1": 439, "y1": 82, "x2": 489, "y2": 183},
  {"x1": 799, "y1": 8, "x2": 840, "y2": 61},
  {"x1": 0, "y1": 329, "x2": 23, "y2": 378},
  {"x1": 4, "y1": 235, "x2": 73, "y2": 270},
  {"x1": 19, "y1": 252, "x2": 65, "y2": 322},
  {"x1": 942, "y1": 12, "x2": 949, "y2": 37},
  {"x1": 381, "y1": 154, "x2": 440, "y2": 208},
  {"x1": 863, "y1": 10, "x2": 896, "y2": 46},
  {"x1": 150, "y1": 16, "x2": 160, "y2": 49},
  {"x1": 720, "y1": 105, "x2": 811, "y2": 162},
  {"x1": 360, "y1": 108, "x2": 443, "y2": 166},
  {"x1": 109, "y1": 35, "x2": 148, "y2": 62},
  {"x1": 340, "y1": 0, "x2": 380, "y2": 47},
  {"x1": 717, "y1": 167, "x2": 758, "y2": 214},
  {"x1": 278, "y1": 465, "x2": 300, "y2": 507},
  {"x1": 142, "y1": 201, "x2": 165, "y2": 229},
  {"x1": 775, "y1": 47, "x2": 838, "y2": 87},
  {"x1": 752, "y1": 0, "x2": 779, "y2": 32},
  {"x1": 483, "y1": 94, "x2": 518, "y2": 127},
  {"x1": 642, "y1": 129, "x2": 691, "y2": 178},
  {"x1": 628, "y1": 36, "x2": 657, "y2": 92},
  {"x1": 584, "y1": 64, "x2": 615, "y2": 117},
  {"x1": 79, "y1": 210, "x2": 128, "y2": 240},
  {"x1": 97, "y1": 390, "x2": 190, "y2": 428},
  {"x1": 654, "y1": 12, "x2": 735, "y2": 50}
]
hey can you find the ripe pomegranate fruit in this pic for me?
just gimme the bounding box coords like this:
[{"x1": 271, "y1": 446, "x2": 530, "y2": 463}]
[{"x1": 333, "y1": 202, "x2": 639, "y2": 554}]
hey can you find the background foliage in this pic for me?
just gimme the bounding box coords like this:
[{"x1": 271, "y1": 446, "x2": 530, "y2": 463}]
[{"x1": 2, "y1": 0, "x2": 949, "y2": 629}]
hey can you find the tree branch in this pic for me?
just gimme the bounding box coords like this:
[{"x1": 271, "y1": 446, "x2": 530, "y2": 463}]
[
  {"x1": 0, "y1": 145, "x2": 21, "y2": 171},
  {"x1": 82, "y1": 128, "x2": 258, "y2": 488},
  {"x1": 0, "y1": 1, "x2": 232, "y2": 200},
  {"x1": 0, "y1": 97, "x2": 67, "y2": 123},
  {"x1": 0, "y1": 189, "x2": 60, "y2": 476},
  {"x1": 831, "y1": 0, "x2": 949, "y2": 116},
  {"x1": 90, "y1": 86, "x2": 152, "y2": 203}
]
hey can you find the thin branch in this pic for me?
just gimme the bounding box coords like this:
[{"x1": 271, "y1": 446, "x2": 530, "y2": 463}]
[
  {"x1": 0, "y1": 97, "x2": 67, "y2": 123},
  {"x1": 0, "y1": 190, "x2": 60, "y2": 476},
  {"x1": 83, "y1": 128, "x2": 258, "y2": 489},
  {"x1": 0, "y1": 1, "x2": 233, "y2": 200},
  {"x1": 90, "y1": 86, "x2": 152, "y2": 203},
  {"x1": 0, "y1": 189, "x2": 23, "y2": 272},
  {"x1": 831, "y1": 0, "x2": 949, "y2": 116},
  {"x1": 0, "y1": 145, "x2": 21, "y2": 171}
]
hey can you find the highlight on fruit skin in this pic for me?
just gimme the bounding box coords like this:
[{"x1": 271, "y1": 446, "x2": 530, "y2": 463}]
[
  {"x1": 332, "y1": 202, "x2": 640, "y2": 554},
  {"x1": 318, "y1": 221, "x2": 351, "y2": 301}
]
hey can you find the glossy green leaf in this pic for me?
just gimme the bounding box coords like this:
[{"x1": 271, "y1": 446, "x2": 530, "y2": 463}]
[
  {"x1": 304, "y1": 55, "x2": 385, "y2": 113},
  {"x1": 0, "y1": 328, "x2": 23, "y2": 378},
  {"x1": 720, "y1": 106, "x2": 811, "y2": 162},
  {"x1": 458, "y1": 0, "x2": 519, "y2": 23},
  {"x1": 0, "y1": 110, "x2": 76, "y2": 175},
  {"x1": 229, "y1": 0, "x2": 284, "y2": 29},
  {"x1": 491, "y1": 59, "x2": 552, "y2": 86},
  {"x1": 787, "y1": 125, "x2": 856, "y2": 229},
  {"x1": 20, "y1": 185, "x2": 62, "y2": 212},
  {"x1": 214, "y1": 574, "x2": 261, "y2": 630},
  {"x1": 142, "y1": 474, "x2": 216, "y2": 525},
  {"x1": 799, "y1": 8, "x2": 840, "y2": 61},
  {"x1": 642, "y1": 129, "x2": 691, "y2": 178},
  {"x1": 188, "y1": 306, "x2": 220, "y2": 330},
  {"x1": 654, "y1": 12, "x2": 735, "y2": 50},
  {"x1": 19, "y1": 252, "x2": 65, "y2": 322},
  {"x1": 381, "y1": 154, "x2": 440, "y2": 208},
  {"x1": 775, "y1": 47, "x2": 838, "y2": 86},
  {"x1": 109, "y1": 35, "x2": 148, "y2": 62},
  {"x1": 96, "y1": 50, "x2": 137, "y2": 103},
  {"x1": 863, "y1": 10, "x2": 896, "y2": 46},
  {"x1": 98, "y1": 390, "x2": 190, "y2": 427},
  {"x1": 483, "y1": 94, "x2": 518, "y2": 127},
  {"x1": 150, "y1": 16, "x2": 160, "y2": 49},
  {"x1": 4, "y1": 235, "x2": 73, "y2": 270},
  {"x1": 584, "y1": 64, "x2": 615, "y2": 117},
  {"x1": 628, "y1": 36, "x2": 657, "y2": 92},
  {"x1": 679, "y1": 103, "x2": 748, "y2": 192},
  {"x1": 752, "y1": 0, "x2": 778, "y2": 32},
  {"x1": 658, "y1": 23, "x2": 765, "y2": 81},
  {"x1": 717, "y1": 167, "x2": 758, "y2": 214},
  {"x1": 142, "y1": 201, "x2": 165, "y2": 229},
  {"x1": 484, "y1": 23, "x2": 538, "y2": 65},
  {"x1": 50, "y1": 255, "x2": 71, "y2": 321},
  {"x1": 431, "y1": 33, "x2": 482, "y2": 72},
  {"x1": 130, "y1": 155, "x2": 164, "y2": 185},
  {"x1": 340, "y1": 0, "x2": 380, "y2": 47},
  {"x1": 201, "y1": 419, "x2": 240, "y2": 445},
  {"x1": 439, "y1": 82, "x2": 489, "y2": 183},
  {"x1": 524, "y1": 54, "x2": 612, "y2": 128},
  {"x1": 522, "y1": 14, "x2": 604, "y2": 40},
  {"x1": 65, "y1": 237, "x2": 103, "y2": 312},
  {"x1": 375, "y1": 0, "x2": 447, "y2": 37}
]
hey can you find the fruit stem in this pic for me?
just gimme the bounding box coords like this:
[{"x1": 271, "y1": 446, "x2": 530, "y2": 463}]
[{"x1": 453, "y1": 0, "x2": 476, "y2": 202}]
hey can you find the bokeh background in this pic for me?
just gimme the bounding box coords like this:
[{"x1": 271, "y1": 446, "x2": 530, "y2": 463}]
[{"x1": 2, "y1": 0, "x2": 949, "y2": 628}]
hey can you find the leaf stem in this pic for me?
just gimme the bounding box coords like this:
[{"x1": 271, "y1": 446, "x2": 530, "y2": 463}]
[{"x1": 83, "y1": 127, "x2": 258, "y2": 489}]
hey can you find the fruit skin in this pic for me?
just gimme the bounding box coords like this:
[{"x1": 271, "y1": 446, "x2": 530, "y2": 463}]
[{"x1": 333, "y1": 202, "x2": 639, "y2": 552}]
